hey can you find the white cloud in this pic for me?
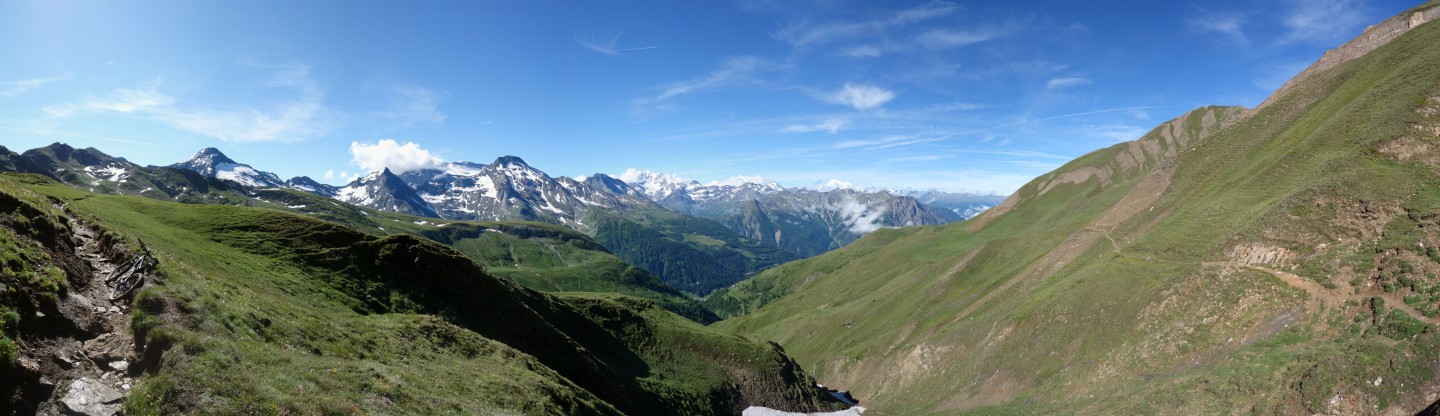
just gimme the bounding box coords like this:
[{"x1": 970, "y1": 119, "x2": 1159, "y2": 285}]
[
  {"x1": 43, "y1": 64, "x2": 334, "y2": 142},
  {"x1": 0, "y1": 74, "x2": 70, "y2": 98},
  {"x1": 576, "y1": 33, "x2": 658, "y2": 56},
  {"x1": 825, "y1": 83, "x2": 896, "y2": 110},
  {"x1": 836, "y1": 198, "x2": 886, "y2": 233},
  {"x1": 324, "y1": 169, "x2": 335, "y2": 180},
  {"x1": 782, "y1": 118, "x2": 848, "y2": 134},
  {"x1": 1046, "y1": 77, "x2": 1092, "y2": 89},
  {"x1": 349, "y1": 139, "x2": 444, "y2": 174},
  {"x1": 774, "y1": 1, "x2": 960, "y2": 47}
]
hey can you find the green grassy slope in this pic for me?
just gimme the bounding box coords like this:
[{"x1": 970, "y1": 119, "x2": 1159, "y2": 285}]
[
  {"x1": 717, "y1": 9, "x2": 1440, "y2": 414},
  {"x1": 251, "y1": 188, "x2": 719, "y2": 322},
  {"x1": 0, "y1": 148, "x2": 728, "y2": 322},
  {"x1": 0, "y1": 173, "x2": 841, "y2": 414},
  {"x1": 588, "y1": 210, "x2": 798, "y2": 296}
]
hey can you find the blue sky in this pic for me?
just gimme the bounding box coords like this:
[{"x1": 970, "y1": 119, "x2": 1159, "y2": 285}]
[{"x1": 0, "y1": 0, "x2": 1421, "y2": 193}]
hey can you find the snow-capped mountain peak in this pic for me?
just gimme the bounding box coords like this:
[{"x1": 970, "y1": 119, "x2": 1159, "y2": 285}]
[
  {"x1": 170, "y1": 147, "x2": 284, "y2": 188},
  {"x1": 616, "y1": 169, "x2": 698, "y2": 201},
  {"x1": 335, "y1": 167, "x2": 439, "y2": 217},
  {"x1": 170, "y1": 147, "x2": 338, "y2": 195}
]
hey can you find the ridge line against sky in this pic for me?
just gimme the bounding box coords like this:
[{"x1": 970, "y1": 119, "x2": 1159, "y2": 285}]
[{"x1": 0, "y1": 0, "x2": 1419, "y2": 194}]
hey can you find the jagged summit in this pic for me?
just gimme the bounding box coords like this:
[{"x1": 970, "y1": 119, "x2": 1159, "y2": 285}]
[
  {"x1": 182, "y1": 147, "x2": 238, "y2": 167},
  {"x1": 169, "y1": 147, "x2": 284, "y2": 188},
  {"x1": 584, "y1": 173, "x2": 640, "y2": 197},
  {"x1": 336, "y1": 167, "x2": 438, "y2": 218},
  {"x1": 491, "y1": 155, "x2": 531, "y2": 168}
]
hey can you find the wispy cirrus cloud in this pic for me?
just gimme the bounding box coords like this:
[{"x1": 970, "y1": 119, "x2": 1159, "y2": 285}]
[
  {"x1": 1045, "y1": 77, "x2": 1092, "y2": 89},
  {"x1": 882, "y1": 154, "x2": 954, "y2": 164},
  {"x1": 1188, "y1": 9, "x2": 1250, "y2": 45},
  {"x1": 773, "y1": 1, "x2": 960, "y2": 47},
  {"x1": 782, "y1": 118, "x2": 848, "y2": 134},
  {"x1": 1277, "y1": 0, "x2": 1370, "y2": 45},
  {"x1": 839, "y1": 45, "x2": 884, "y2": 58},
  {"x1": 382, "y1": 84, "x2": 445, "y2": 126},
  {"x1": 43, "y1": 63, "x2": 334, "y2": 142},
  {"x1": 653, "y1": 56, "x2": 773, "y2": 102},
  {"x1": 914, "y1": 25, "x2": 1011, "y2": 49},
  {"x1": 576, "y1": 33, "x2": 658, "y2": 56},
  {"x1": 824, "y1": 83, "x2": 897, "y2": 110},
  {"x1": 43, "y1": 80, "x2": 174, "y2": 116},
  {"x1": 1072, "y1": 123, "x2": 1147, "y2": 143},
  {"x1": 1, "y1": 74, "x2": 71, "y2": 98},
  {"x1": 834, "y1": 134, "x2": 946, "y2": 150}
]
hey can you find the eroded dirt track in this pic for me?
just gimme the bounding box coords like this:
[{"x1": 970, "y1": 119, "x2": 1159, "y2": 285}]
[{"x1": 14, "y1": 214, "x2": 142, "y2": 415}]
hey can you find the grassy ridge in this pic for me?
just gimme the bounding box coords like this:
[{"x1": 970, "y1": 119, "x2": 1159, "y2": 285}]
[
  {"x1": 228, "y1": 187, "x2": 720, "y2": 322},
  {"x1": 717, "y1": 16, "x2": 1440, "y2": 414},
  {"x1": 0, "y1": 173, "x2": 840, "y2": 414}
]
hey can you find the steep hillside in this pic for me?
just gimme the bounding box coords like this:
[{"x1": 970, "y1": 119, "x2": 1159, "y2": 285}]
[
  {"x1": 710, "y1": 105, "x2": 1246, "y2": 319},
  {"x1": 0, "y1": 172, "x2": 842, "y2": 414},
  {"x1": 718, "y1": 6, "x2": 1440, "y2": 414},
  {"x1": 587, "y1": 210, "x2": 797, "y2": 295}
]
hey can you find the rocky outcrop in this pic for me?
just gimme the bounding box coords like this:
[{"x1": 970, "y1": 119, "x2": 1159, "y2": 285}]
[
  {"x1": 972, "y1": 106, "x2": 1246, "y2": 228},
  {"x1": 1258, "y1": 2, "x2": 1440, "y2": 111}
]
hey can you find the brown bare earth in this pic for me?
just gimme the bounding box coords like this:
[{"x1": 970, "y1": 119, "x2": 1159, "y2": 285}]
[{"x1": 13, "y1": 214, "x2": 143, "y2": 415}]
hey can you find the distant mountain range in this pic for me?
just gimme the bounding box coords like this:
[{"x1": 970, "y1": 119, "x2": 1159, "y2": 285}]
[
  {"x1": 614, "y1": 170, "x2": 1000, "y2": 257},
  {"x1": 3, "y1": 142, "x2": 993, "y2": 294},
  {"x1": 171, "y1": 147, "x2": 992, "y2": 282}
]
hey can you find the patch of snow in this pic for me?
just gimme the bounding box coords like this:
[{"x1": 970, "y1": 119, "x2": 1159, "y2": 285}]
[
  {"x1": 336, "y1": 184, "x2": 377, "y2": 206},
  {"x1": 286, "y1": 204, "x2": 306, "y2": 209},
  {"x1": 742, "y1": 406, "x2": 865, "y2": 416},
  {"x1": 444, "y1": 162, "x2": 485, "y2": 177},
  {"x1": 83, "y1": 165, "x2": 129, "y2": 182},
  {"x1": 214, "y1": 162, "x2": 269, "y2": 187},
  {"x1": 706, "y1": 174, "x2": 779, "y2": 189}
]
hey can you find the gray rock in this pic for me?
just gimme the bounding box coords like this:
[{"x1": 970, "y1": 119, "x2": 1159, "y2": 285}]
[
  {"x1": 53, "y1": 353, "x2": 76, "y2": 369},
  {"x1": 108, "y1": 360, "x2": 129, "y2": 371},
  {"x1": 61, "y1": 378, "x2": 123, "y2": 416}
]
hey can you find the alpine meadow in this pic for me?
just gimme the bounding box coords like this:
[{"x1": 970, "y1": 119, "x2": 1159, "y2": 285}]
[{"x1": 3, "y1": 1, "x2": 1440, "y2": 415}]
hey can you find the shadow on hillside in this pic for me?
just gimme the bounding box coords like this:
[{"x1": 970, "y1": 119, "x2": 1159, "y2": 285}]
[{"x1": 1419, "y1": 397, "x2": 1440, "y2": 416}]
